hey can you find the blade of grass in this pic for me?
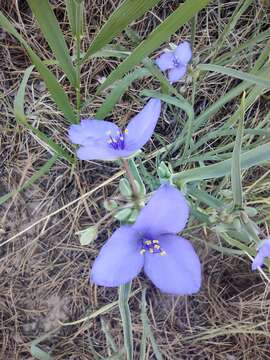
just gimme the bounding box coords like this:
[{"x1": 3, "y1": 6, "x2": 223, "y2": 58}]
[
  {"x1": 231, "y1": 92, "x2": 245, "y2": 209},
  {"x1": 0, "y1": 155, "x2": 58, "y2": 206},
  {"x1": 27, "y1": 0, "x2": 77, "y2": 87},
  {"x1": 0, "y1": 11, "x2": 77, "y2": 123},
  {"x1": 82, "y1": 0, "x2": 161, "y2": 61},
  {"x1": 65, "y1": 0, "x2": 84, "y2": 39},
  {"x1": 198, "y1": 63, "x2": 270, "y2": 89},
  {"x1": 118, "y1": 282, "x2": 133, "y2": 360},
  {"x1": 96, "y1": 68, "x2": 150, "y2": 119},
  {"x1": 97, "y1": 0, "x2": 211, "y2": 93},
  {"x1": 140, "y1": 289, "x2": 163, "y2": 360},
  {"x1": 13, "y1": 65, "x2": 74, "y2": 163},
  {"x1": 29, "y1": 328, "x2": 59, "y2": 360},
  {"x1": 173, "y1": 142, "x2": 270, "y2": 185}
]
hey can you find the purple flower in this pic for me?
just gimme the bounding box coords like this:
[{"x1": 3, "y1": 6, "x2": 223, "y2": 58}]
[
  {"x1": 91, "y1": 184, "x2": 201, "y2": 295},
  {"x1": 252, "y1": 238, "x2": 270, "y2": 270},
  {"x1": 68, "y1": 98, "x2": 161, "y2": 161},
  {"x1": 156, "y1": 41, "x2": 192, "y2": 83}
]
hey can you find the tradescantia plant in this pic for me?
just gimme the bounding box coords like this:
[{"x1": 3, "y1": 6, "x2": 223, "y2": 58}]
[{"x1": 2, "y1": 0, "x2": 270, "y2": 358}]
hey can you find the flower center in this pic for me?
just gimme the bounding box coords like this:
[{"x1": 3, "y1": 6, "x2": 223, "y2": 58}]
[
  {"x1": 172, "y1": 56, "x2": 181, "y2": 68},
  {"x1": 106, "y1": 129, "x2": 128, "y2": 150},
  {"x1": 140, "y1": 239, "x2": 166, "y2": 256}
]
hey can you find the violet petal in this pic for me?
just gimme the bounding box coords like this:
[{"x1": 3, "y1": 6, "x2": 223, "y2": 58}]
[
  {"x1": 69, "y1": 119, "x2": 119, "y2": 146},
  {"x1": 91, "y1": 226, "x2": 143, "y2": 287},
  {"x1": 168, "y1": 65, "x2": 187, "y2": 83},
  {"x1": 156, "y1": 52, "x2": 174, "y2": 71},
  {"x1": 125, "y1": 98, "x2": 161, "y2": 151},
  {"x1": 133, "y1": 184, "x2": 189, "y2": 238},
  {"x1": 144, "y1": 234, "x2": 201, "y2": 295},
  {"x1": 174, "y1": 41, "x2": 192, "y2": 64}
]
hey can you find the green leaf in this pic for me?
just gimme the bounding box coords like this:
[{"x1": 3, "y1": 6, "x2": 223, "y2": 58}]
[
  {"x1": 13, "y1": 65, "x2": 74, "y2": 163},
  {"x1": 65, "y1": 0, "x2": 84, "y2": 38},
  {"x1": 173, "y1": 142, "x2": 270, "y2": 185},
  {"x1": 118, "y1": 282, "x2": 133, "y2": 360},
  {"x1": 198, "y1": 64, "x2": 270, "y2": 89},
  {"x1": 97, "y1": 0, "x2": 211, "y2": 92},
  {"x1": 0, "y1": 155, "x2": 58, "y2": 206},
  {"x1": 82, "y1": 0, "x2": 161, "y2": 61},
  {"x1": 30, "y1": 329, "x2": 58, "y2": 360},
  {"x1": 0, "y1": 11, "x2": 77, "y2": 123},
  {"x1": 96, "y1": 68, "x2": 150, "y2": 119},
  {"x1": 231, "y1": 93, "x2": 245, "y2": 209},
  {"x1": 76, "y1": 226, "x2": 98, "y2": 245},
  {"x1": 27, "y1": 0, "x2": 77, "y2": 87}
]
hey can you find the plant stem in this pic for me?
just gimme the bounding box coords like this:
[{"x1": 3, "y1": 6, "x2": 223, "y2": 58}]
[
  {"x1": 122, "y1": 159, "x2": 139, "y2": 199},
  {"x1": 75, "y1": 3, "x2": 81, "y2": 123}
]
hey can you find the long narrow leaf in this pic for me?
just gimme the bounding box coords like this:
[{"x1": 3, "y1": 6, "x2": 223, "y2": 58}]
[
  {"x1": 0, "y1": 11, "x2": 77, "y2": 123},
  {"x1": 82, "y1": 0, "x2": 161, "y2": 61},
  {"x1": 118, "y1": 282, "x2": 133, "y2": 360},
  {"x1": 173, "y1": 142, "x2": 270, "y2": 185},
  {"x1": 27, "y1": 0, "x2": 77, "y2": 87},
  {"x1": 65, "y1": 0, "x2": 84, "y2": 38},
  {"x1": 198, "y1": 64, "x2": 270, "y2": 89},
  {"x1": 231, "y1": 93, "x2": 245, "y2": 209},
  {"x1": 13, "y1": 65, "x2": 74, "y2": 163},
  {"x1": 0, "y1": 155, "x2": 58, "y2": 206},
  {"x1": 97, "y1": 0, "x2": 211, "y2": 92}
]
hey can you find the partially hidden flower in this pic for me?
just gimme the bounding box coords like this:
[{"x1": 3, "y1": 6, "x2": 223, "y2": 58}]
[
  {"x1": 252, "y1": 238, "x2": 270, "y2": 271},
  {"x1": 91, "y1": 184, "x2": 201, "y2": 295},
  {"x1": 156, "y1": 41, "x2": 192, "y2": 83},
  {"x1": 68, "y1": 98, "x2": 161, "y2": 161}
]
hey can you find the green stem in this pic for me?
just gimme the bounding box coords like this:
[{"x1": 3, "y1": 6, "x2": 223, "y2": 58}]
[
  {"x1": 75, "y1": 4, "x2": 81, "y2": 123},
  {"x1": 122, "y1": 158, "x2": 139, "y2": 200}
]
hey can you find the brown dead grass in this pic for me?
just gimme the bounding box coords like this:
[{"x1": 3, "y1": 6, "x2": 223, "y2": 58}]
[{"x1": 1, "y1": 0, "x2": 270, "y2": 359}]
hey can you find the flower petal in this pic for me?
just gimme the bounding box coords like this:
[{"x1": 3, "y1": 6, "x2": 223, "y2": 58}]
[
  {"x1": 168, "y1": 65, "x2": 187, "y2": 83},
  {"x1": 133, "y1": 184, "x2": 189, "y2": 238},
  {"x1": 252, "y1": 239, "x2": 270, "y2": 270},
  {"x1": 68, "y1": 119, "x2": 119, "y2": 146},
  {"x1": 156, "y1": 52, "x2": 174, "y2": 71},
  {"x1": 174, "y1": 41, "x2": 192, "y2": 64},
  {"x1": 76, "y1": 143, "x2": 134, "y2": 161},
  {"x1": 144, "y1": 235, "x2": 201, "y2": 295},
  {"x1": 125, "y1": 98, "x2": 161, "y2": 151},
  {"x1": 91, "y1": 226, "x2": 144, "y2": 287}
]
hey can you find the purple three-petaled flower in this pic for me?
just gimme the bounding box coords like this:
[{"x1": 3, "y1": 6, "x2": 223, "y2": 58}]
[
  {"x1": 252, "y1": 238, "x2": 270, "y2": 271},
  {"x1": 91, "y1": 184, "x2": 201, "y2": 295},
  {"x1": 156, "y1": 41, "x2": 192, "y2": 83},
  {"x1": 68, "y1": 98, "x2": 161, "y2": 161}
]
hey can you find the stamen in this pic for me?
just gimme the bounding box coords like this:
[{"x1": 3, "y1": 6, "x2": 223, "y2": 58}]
[
  {"x1": 124, "y1": 128, "x2": 129, "y2": 134},
  {"x1": 106, "y1": 130, "x2": 112, "y2": 135},
  {"x1": 140, "y1": 239, "x2": 166, "y2": 256},
  {"x1": 106, "y1": 129, "x2": 127, "y2": 151}
]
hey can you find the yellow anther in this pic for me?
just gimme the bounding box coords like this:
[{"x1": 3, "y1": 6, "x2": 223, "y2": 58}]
[
  {"x1": 124, "y1": 128, "x2": 129, "y2": 134},
  {"x1": 152, "y1": 240, "x2": 159, "y2": 244},
  {"x1": 160, "y1": 251, "x2": 166, "y2": 256},
  {"x1": 145, "y1": 240, "x2": 152, "y2": 245},
  {"x1": 119, "y1": 136, "x2": 124, "y2": 141},
  {"x1": 149, "y1": 248, "x2": 154, "y2": 253},
  {"x1": 116, "y1": 130, "x2": 120, "y2": 135},
  {"x1": 106, "y1": 130, "x2": 112, "y2": 135},
  {"x1": 140, "y1": 249, "x2": 146, "y2": 255},
  {"x1": 154, "y1": 244, "x2": 160, "y2": 249}
]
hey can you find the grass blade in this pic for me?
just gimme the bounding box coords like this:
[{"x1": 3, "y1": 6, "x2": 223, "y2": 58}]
[
  {"x1": 97, "y1": 0, "x2": 211, "y2": 93},
  {"x1": 140, "y1": 289, "x2": 163, "y2": 360},
  {"x1": 198, "y1": 64, "x2": 270, "y2": 89},
  {"x1": 0, "y1": 11, "x2": 77, "y2": 123},
  {"x1": 0, "y1": 155, "x2": 58, "y2": 206},
  {"x1": 13, "y1": 65, "x2": 74, "y2": 163},
  {"x1": 96, "y1": 68, "x2": 150, "y2": 119},
  {"x1": 173, "y1": 142, "x2": 270, "y2": 185},
  {"x1": 65, "y1": 0, "x2": 84, "y2": 39},
  {"x1": 231, "y1": 92, "x2": 245, "y2": 209},
  {"x1": 119, "y1": 282, "x2": 133, "y2": 360},
  {"x1": 27, "y1": 0, "x2": 77, "y2": 87},
  {"x1": 82, "y1": 0, "x2": 161, "y2": 61}
]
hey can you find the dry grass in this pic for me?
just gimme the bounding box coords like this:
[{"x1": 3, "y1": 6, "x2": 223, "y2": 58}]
[{"x1": 1, "y1": 0, "x2": 270, "y2": 359}]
